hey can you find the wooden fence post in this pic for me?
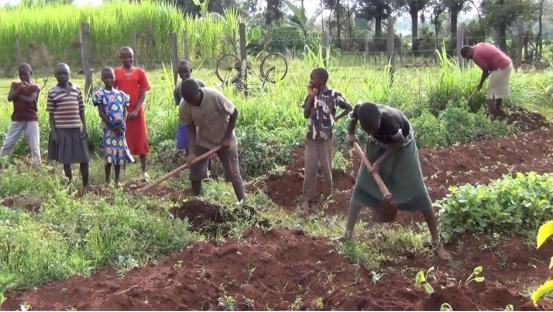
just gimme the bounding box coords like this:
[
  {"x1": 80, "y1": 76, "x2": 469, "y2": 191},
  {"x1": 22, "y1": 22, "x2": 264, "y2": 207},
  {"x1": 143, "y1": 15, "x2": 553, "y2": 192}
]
[
  {"x1": 387, "y1": 17, "x2": 395, "y2": 82},
  {"x1": 398, "y1": 33, "x2": 403, "y2": 66},
  {"x1": 131, "y1": 31, "x2": 138, "y2": 66},
  {"x1": 239, "y1": 23, "x2": 247, "y2": 91},
  {"x1": 15, "y1": 34, "x2": 21, "y2": 66},
  {"x1": 183, "y1": 31, "x2": 190, "y2": 61},
  {"x1": 322, "y1": 30, "x2": 330, "y2": 67},
  {"x1": 456, "y1": 23, "x2": 465, "y2": 68},
  {"x1": 79, "y1": 22, "x2": 92, "y2": 96},
  {"x1": 170, "y1": 33, "x2": 179, "y2": 86},
  {"x1": 515, "y1": 16, "x2": 524, "y2": 69},
  {"x1": 364, "y1": 38, "x2": 369, "y2": 65}
]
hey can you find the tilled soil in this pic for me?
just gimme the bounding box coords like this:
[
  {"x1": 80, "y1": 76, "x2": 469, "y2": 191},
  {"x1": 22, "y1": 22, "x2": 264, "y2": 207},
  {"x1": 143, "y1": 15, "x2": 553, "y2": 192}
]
[
  {"x1": 264, "y1": 127, "x2": 553, "y2": 217},
  {"x1": 4, "y1": 228, "x2": 552, "y2": 311}
]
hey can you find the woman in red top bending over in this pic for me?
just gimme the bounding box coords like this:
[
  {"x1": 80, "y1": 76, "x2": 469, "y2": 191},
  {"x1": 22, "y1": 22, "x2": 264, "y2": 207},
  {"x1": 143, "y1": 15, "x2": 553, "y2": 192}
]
[
  {"x1": 461, "y1": 43, "x2": 513, "y2": 118},
  {"x1": 114, "y1": 47, "x2": 151, "y2": 181}
]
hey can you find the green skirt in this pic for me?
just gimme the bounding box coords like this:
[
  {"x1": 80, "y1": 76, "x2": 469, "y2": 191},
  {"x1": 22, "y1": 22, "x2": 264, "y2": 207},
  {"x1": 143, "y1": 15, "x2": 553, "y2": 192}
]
[{"x1": 351, "y1": 138, "x2": 432, "y2": 212}]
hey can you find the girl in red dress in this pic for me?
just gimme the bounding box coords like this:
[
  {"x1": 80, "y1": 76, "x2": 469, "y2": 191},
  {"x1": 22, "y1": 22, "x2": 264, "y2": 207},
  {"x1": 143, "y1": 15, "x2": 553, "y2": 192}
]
[{"x1": 114, "y1": 47, "x2": 151, "y2": 180}]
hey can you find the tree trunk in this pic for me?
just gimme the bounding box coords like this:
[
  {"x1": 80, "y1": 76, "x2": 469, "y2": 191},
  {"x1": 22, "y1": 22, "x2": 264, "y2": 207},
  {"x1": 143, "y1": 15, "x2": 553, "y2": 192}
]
[
  {"x1": 449, "y1": 8, "x2": 459, "y2": 53},
  {"x1": 410, "y1": 8, "x2": 419, "y2": 54},
  {"x1": 336, "y1": 0, "x2": 341, "y2": 48},
  {"x1": 375, "y1": 16, "x2": 383, "y2": 39},
  {"x1": 536, "y1": 0, "x2": 544, "y2": 60},
  {"x1": 497, "y1": 24, "x2": 507, "y2": 52}
]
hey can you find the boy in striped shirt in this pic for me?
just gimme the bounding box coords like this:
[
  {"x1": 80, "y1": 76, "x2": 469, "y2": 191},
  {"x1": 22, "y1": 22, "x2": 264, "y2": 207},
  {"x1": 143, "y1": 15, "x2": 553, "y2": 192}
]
[{"x1": 47, "y1": 63, "x2": 90, "y2": 187}]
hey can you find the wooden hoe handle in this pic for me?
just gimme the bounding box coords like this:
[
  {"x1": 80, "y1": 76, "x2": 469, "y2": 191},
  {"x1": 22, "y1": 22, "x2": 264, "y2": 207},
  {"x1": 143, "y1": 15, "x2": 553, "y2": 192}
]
[
  {"x1": 353, "y1": 141, "x2": 392, "y2": 200},
  {"x1": 138, "y1": 145, "x2": 222, "y2": 193}
]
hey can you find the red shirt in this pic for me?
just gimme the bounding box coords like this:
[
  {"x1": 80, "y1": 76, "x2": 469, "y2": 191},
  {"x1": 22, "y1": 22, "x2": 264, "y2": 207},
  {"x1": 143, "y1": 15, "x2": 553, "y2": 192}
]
[
  {"x1": 472, "y1": 43, "x2": 512, "y2": 72},
  {"x1": 10, "y1": 82, "x2": 40, "y2": 122},
  {"x1": 113, "y1": 67, "x2": 151, "y2": 111}
]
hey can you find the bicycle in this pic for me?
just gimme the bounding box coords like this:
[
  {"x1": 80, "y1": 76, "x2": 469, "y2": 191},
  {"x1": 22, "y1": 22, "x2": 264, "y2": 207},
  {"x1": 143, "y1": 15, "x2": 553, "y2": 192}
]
[{"x1": 215, "y1": 51, "x2": 288, "y2": 92}]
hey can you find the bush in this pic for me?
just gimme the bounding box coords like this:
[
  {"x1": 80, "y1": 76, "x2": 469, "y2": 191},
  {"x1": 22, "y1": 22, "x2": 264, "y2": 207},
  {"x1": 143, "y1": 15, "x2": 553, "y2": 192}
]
[{"x1": 437, "y1": 172, "x2": 553, "y2": 243}]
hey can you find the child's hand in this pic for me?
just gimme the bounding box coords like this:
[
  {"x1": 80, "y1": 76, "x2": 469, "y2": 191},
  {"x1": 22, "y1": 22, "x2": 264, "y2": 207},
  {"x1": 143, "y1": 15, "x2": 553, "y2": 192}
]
[
  {"x1": 128, "y1": 111, "x2": 139, "y2": 120},
  {"x1": 80, "y1": 129, "x2": 88, "y2": 140},
  {"x1": 307, "y1": 84, "x2": 317, "y2": 97}
]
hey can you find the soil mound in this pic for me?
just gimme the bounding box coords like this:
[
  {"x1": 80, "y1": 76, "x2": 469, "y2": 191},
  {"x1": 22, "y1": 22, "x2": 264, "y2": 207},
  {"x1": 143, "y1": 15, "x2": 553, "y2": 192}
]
[
  {"x1": 502, "y1": 107, "x2": 551, "y2": 132},
  {"x1": 3, "y1": 228, "x2": 550, "y2": 311},
  {"x1": 171, "y1": 200, "x2": 226, "y2": 232}
]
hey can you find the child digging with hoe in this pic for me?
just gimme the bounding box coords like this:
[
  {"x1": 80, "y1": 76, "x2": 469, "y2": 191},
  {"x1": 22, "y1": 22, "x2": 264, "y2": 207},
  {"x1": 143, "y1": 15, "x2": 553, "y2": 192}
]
[
  {"x1": 341, "y1": 102, "x2": 451, "y2": 261},
  {"x1": 0, "y1": 63, "x2": 41, "y2": 165},
  {"x1": 92, "y1": 67, "x2": 134, "y2": 186},
  {"x1": 47, "y1": 63, "x2": 90, "y2": 188},
  {"x1": 180, "y1": 79, "x2": 246, "y2": 203},
  {"x1": 301, "y1": 68, "x2": 352, "y2": 213},
  {"x1": 114, "y1": 47, "x2": 151, "y2": 181}
]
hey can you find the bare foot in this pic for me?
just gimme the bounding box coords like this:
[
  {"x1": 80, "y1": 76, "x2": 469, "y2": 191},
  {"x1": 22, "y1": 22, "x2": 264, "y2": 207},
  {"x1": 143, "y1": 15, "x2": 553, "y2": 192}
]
[
  {"x1": 141, "y1": 172, "x2": 149, "y2": 182},
  {"x1": 434, "y1": 244, "x2": 452, "y2": 261}
]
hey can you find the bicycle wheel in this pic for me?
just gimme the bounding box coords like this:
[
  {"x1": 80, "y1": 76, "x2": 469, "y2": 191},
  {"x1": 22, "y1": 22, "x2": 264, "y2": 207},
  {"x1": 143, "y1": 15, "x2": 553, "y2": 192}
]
[
  {"x1": 216, "y1": 53, "x2": 241, "y2": 84},
  {"x1": 260, "y1": 53, "x2": 288, "y2": 83}
]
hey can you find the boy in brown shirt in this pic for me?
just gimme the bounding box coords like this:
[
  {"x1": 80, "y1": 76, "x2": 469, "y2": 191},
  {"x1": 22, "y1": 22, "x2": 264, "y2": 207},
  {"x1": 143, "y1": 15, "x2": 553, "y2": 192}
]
[
  {"x1": 180, "y1": 78, "x2": 245, "y2": 202},
  {"x1": 0, "y1": 63, "x2": 41, "y2": 164}
]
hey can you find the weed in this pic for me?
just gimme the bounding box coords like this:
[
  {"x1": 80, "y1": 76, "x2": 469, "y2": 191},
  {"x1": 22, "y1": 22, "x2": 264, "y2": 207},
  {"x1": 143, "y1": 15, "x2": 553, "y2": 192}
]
[
  {"x1": 289, "y1": 296, "x2": 303, "y2": 311},
  {"x1": 415, "y1": 267, "x2": 435, "y2": 295},
  {"x1": 218, "y1": 294, "x2": 237, "y2": 311},
  {"x1": 465, "y1": 266, "x2": 485, "y2": 285}
]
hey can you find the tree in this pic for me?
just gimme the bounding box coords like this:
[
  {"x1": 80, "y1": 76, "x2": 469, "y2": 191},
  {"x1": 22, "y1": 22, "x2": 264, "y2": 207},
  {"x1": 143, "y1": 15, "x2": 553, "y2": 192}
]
[
  {"x1": 536, "y1": 0, "x2": 547, "y2": 59},
  {"x1": 283, "y1": 0, "x2": 310, "y2": 40},
  {"x1": 481, "y1": 0, "x2": 535, "y2": 51},
  {"x1": 429, "y1": 0, "x2": 446, "y2": 49},
  {"x1": 444, "y1": 0, "x2": 468, "y2": 52},
  {"x1": 266, "y1": 0, "x2": 284, "y2": 25},
  {"x1": 400, "y1": 0, "x2": 430, "y2": 53},
  {"x1": 357, "y1": 0, "x2": 394, "y2": 39},
  {"x1": 324, "y1": 0, "x2": 344, "y2": 46}
]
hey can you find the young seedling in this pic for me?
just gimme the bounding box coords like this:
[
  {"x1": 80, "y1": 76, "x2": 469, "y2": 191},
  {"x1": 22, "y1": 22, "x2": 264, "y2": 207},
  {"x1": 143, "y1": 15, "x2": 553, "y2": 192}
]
[
  {"x1": 218, "y1": 294, "x2": 237, "y2": 311},
  {"x1": 440, "y1": 303, "x2": 453, "y2": 311},
  {"x1": 370, "y1": 271, "x2": 382, "y2": 285},
  {"x1": 465, "y1": 265, "x2": 485, "y2": 285},
  {"x1": 504, "y1": 304, "x2": 514, "y2": 311},
  {"x1": 415, "y1": 267, "x2": 435, "y2": 295}
]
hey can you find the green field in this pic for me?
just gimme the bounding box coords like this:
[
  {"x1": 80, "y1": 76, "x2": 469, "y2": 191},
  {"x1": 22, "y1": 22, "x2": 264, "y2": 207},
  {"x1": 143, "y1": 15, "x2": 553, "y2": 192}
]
[{"x1": 1, "y1": 57, "x2": 552, "y2": 179}]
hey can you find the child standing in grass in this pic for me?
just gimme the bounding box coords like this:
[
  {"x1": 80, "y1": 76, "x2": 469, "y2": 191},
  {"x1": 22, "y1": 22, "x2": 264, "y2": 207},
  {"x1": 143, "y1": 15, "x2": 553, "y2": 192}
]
[
  {"x1": 114, "y1": 47, "x2": 151, "y2": 181},
  {"x1": 47, "y1": 63, "x2": 90, "y2": 187},
  {"x1": 174, "y1": 60, "x2": 205, "y2": 154},
  {"x1": 93, "y1": 67, "x2": 134, "y2": 186},
  {"x1": 0, "y1": 63, "x2": 41, "y2": 164},
  {"x1": 341, "y1": 102, "x2": 451, "y2": 260},
  {"x1": 301, "y1": 68, "x2": 352, "y2": 212}
]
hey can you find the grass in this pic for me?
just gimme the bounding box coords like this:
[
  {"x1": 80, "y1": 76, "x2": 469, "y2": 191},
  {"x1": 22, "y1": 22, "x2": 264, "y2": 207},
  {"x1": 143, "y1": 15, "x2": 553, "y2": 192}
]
[
  {"x1": 1, "y1": 56, "x2": 552, "y2": 178},
  {"x1": 0, "y1": 2, "x2": 240, "y2": 73},
  {"x1": 0, "y1": 160, "x2": 200, "y2": 291}
]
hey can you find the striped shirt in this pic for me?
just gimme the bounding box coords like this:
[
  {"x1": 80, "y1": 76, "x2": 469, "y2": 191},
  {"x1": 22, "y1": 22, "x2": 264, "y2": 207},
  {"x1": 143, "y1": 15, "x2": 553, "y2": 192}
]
[{"x1": 47, "y1": 83, "x2": 85, "y2": 129}]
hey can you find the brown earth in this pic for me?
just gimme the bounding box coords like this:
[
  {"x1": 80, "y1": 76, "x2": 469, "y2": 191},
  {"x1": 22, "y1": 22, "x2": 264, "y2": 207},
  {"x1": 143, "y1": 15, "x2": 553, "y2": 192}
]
[
  {"x1": 262, "y1": 127, "x2": 553, "y2": 218},
  {"x1": 0, "y1": 195, "x2": 41, "y2": 213},
  {"x1": 500, "y1": 106, "x2": 551, "y2": 132},
  {"x1": 4, "y1": 228, "x2": 552, "y2": 311},
  {"x1": 171, "y1": 199, "x2": 227, "y2": 233}
]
